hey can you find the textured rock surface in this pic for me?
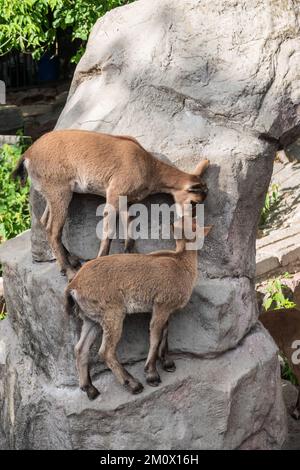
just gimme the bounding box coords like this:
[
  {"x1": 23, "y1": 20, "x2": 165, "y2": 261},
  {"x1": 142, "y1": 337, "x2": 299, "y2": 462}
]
[
  {"x1": 0, "y1": 316, "x2": 287, "y2": 450},
  {"x1": 28, "y1": 0, "x2": 298, "y2": 278},
  {"x1": 53, "y1": 0, "x2": 300, "y2": 276},
  {"x1": 30, "y1": 0, "x2": 300, "y2": 355},
  {"x1": 0, "y1": 231, "x2": 257, "y2": 379},
  {"x1": 0, "y1": 105, "x2": 23, "y2": 134},
  {"x1": 2, "y1": 0, "x2": 298, "y2": 449}
]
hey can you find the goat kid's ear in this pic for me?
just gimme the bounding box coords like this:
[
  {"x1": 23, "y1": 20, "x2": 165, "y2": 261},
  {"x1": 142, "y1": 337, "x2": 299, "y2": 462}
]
[
  {"x1": 188, "y1": 182, "x2": 206, "y2": 193},
  {"x1": 193, "y1": 159, "x2": 210, "y2": 176},
  {"x1": 203, "y1": 225, "x2": 213, "y2": 236}
]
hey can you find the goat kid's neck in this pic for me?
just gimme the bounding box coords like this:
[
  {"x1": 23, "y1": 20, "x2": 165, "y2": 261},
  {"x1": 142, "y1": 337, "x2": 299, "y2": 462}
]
[
  {"x1": 175, "y1": 242, "x2": 198, "y2": 276},
  {"x1": 153, "y1": 159, "x2": 193, "y2": 193}
]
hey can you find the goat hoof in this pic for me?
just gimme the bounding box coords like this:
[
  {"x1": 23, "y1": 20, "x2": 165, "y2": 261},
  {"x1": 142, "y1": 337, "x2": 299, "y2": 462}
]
[
  {"x1": 162, "y1": 359, "x2": 176, "y2": 372},
  {"x1": 146, "y1": 374, "x2": 161, "y2": 387},
  {"x1": 292, "y1": 408, "x2": 300, "y2": 420},
  {"x1": 131, "y1": 382, "x2": 144, "y2": 394},
  {"x1": 81, "y1": 385, "x2": 100, "y2": 400},
  {"x1": 124, "y1": 380, "x2": 144, "y2": 394}
]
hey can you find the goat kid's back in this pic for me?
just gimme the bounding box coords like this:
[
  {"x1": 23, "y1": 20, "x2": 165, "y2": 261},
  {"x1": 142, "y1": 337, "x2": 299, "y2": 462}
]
[
  {"x1": 67, "y1": 250, "x2": 198, "y2": 318},
  {"x1": 23, "y1": 129, "x2": 154, "y2": 193}
]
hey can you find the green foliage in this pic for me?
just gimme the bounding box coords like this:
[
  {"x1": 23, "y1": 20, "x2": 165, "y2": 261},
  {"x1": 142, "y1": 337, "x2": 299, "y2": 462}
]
[
  {"x1": 281, "y1": 354, "x2": 298, "y2": 386},
  {"x1": 259, "y1": 183, "x2": 281, "y2": 229},
  {"x1": 0, "y1": 308, "x2": 6, "y2": 321},
  {"x1": 0, "y1": 140, "x2": 31, "y2": 244},
  {"x1": 263, "y1": 274, "x2": 297, "y2": 311},
  {"x1": 0, "y1": 0, "x2": 133, "y2": 62}
]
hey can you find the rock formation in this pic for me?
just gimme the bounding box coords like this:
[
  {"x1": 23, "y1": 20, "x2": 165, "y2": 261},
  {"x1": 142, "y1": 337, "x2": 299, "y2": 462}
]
[{"x1": 2, "y1": 0, "x2": 299, "y2": 449}]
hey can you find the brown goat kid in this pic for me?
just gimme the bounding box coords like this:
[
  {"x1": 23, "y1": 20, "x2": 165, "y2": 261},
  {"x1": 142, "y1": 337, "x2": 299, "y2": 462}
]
[
  {"x1": 65, "y1": 218, "x2": 211, "y2": 400},
  {"x1": 260, "y1": 307, "x2": 300, "y2": 419},
  {"x1": 12, "y1": 130, "x2": 209, "y2": 280}
]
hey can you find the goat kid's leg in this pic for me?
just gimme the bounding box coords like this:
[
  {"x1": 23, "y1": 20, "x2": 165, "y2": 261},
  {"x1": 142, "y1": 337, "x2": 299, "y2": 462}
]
[
  {"x1": 40, "y1": 202, "x2": 50, "y2": 227},
  {"x1": 61, "y1": 243, "x2": 81, "y2": 269},
  {"x1": 98, "y1": 198, "x2": 118, "y2": 257},
  {"x1": 99, "y1": 311, "x2": 143, "y2": 394},
  {"x1": 145, "y1": 305, "x2": 172, "y2": 386},
  {"x1": 158, "y1": 322, "x2": 176, "y2": 372},
  {"x1": 75, "y1": 319, "x2": 99, "y2": 400},
  {"x1": 124, "y1": 212, "x2": 135, "y2": 253},
  {"x1": 44, "y1": 190, "x2": 77, "y2": 280}
]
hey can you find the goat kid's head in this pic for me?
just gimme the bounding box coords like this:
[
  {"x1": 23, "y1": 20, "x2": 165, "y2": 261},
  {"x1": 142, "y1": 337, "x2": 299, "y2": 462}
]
[{"x1": 173, "y1": 159, "x2": 209, "y2": 210}]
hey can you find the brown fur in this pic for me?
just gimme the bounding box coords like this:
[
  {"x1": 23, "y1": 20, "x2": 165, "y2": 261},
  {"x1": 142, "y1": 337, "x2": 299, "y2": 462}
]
[
  {"x1": 14, "y1": 129, "x2": 209, "y2": 280},
  {"x1": 65, "y1": 218, "x2": 212, "y2": 399},
  {"x1": 260, "y1": 307, "x2": 300, "y2": 419}
]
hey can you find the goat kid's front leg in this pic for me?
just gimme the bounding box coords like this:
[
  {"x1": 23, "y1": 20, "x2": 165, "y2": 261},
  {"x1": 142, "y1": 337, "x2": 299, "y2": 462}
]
[
  {"x1": 75, "y1": 319, "x2": 99, "y2": 400},
  {"x1": 99, "y1": 311, "x2": 144, "y2": 394},
  {"x1": 145, "y1": 305, "x2": 172, "y2": 386}
]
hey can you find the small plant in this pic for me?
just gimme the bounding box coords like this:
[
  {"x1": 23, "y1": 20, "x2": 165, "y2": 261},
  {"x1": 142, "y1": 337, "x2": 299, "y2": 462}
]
[
  {"x1": 0, "y1": 140, "x2": 31, "y2": 244},
  {"x1": 0, "y1": 314, "x2": 6, "y2": 320},
  {"x1": 263, "y1": 275, "x2": 296, "y2": 311},
  {"x1": 259, "y1": 183, "x2": 281, "y2": 229},
  {"x1": 281, "y1": 355, "x2": 298, "y2": 386},
  {"x1": 0, "y1": 138, "x2": 31, "y2": 279},
  {"x1": 0, "y1": 284, "x2": 6, "y2": 320}
]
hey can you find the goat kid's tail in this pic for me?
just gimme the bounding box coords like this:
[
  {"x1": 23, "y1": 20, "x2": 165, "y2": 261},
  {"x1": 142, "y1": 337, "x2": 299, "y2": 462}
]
[
  {"x1": 11, "y1": 155, "x2": 28, "y2": 187},
  {"x1": 64, "y1": 287, "x2": 78, "y2": 316}
]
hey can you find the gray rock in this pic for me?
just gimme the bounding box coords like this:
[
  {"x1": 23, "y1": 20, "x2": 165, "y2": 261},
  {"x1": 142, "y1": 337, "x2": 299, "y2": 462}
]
[
  {"x1": 2, "y1": 0, "x2": 298, "y2": 448},
  {"x1": 29, "y1": 0, "x2": 300, "y2": 351},
  {"x1": 0, "y1": 317, "x2": 287, "y2": 450},
  {"x1": 0, "y1": 105, "x2": 23, "y2": 134},
  {"x1": 0, "y1": 231, "x2": 257, "y2": 384},
  {"x1": 37, "y1": 0, "x2": 298, "y2": 280}
]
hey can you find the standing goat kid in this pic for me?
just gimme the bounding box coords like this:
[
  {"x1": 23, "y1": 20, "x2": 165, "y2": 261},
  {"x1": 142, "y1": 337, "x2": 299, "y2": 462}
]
[
  {"x1": 12, "y1": 129, "x2": 209, "y2": 280},
  {"x1": 65, "y1": 217, "x2": 211, "y2": 399}
]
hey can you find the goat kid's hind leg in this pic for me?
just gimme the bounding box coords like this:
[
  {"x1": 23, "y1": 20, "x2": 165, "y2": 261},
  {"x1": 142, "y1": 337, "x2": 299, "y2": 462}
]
[
  {"x1": 158, "y1": 322, "x2": 176, "y2": 372},
  {"x1": 75, "y1": 319, "x2": 99, "y2": 400},
  {"x1": 145, "y1": 305, "x2": 172, "y2": 387},
  {"x1": 40, "y1": 201, "x2": 50, "y2": 227},
  {"x1": 99, "y1": 310, "x2": 143, "y2": 394},
  {"x1": 40, "y1": 200, "x2": 79, "y2": 268},
  {"x1": 44, "y1": 189, "x2": 77, "y2": 280}
]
